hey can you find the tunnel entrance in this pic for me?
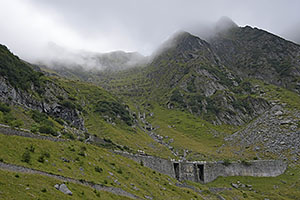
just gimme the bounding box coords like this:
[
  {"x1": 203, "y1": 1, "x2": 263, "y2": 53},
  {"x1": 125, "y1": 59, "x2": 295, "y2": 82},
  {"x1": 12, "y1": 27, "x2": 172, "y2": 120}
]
[
  {"x1": 197, "y1": 164, "x2": 204, "y2": 182},
  {"x1": 173, "y1": 163, "x2": 179, "y2": 180}
]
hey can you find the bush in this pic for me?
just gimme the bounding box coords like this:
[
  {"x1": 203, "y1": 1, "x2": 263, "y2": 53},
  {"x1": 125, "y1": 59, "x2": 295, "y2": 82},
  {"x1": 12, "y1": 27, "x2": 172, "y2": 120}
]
[
  {"x1": 95, "y1": 166, "x2": 103, "y2": 173},
  {"x1": 21, "y1": 150, "x2": 31, "y2": 163},
  {"x1": 30, "y1": 123, "x2": 39, "y2": 134},
  {"x1": 222, "y1": 159, "x2": 231, "y2": 166},
  {"x1": 39, "y1": 125, "x2": 57, "y2": 136},
  {"x1": 41, "y1": 188, "x2": 47, "y2": 193},
  {"x1": 241, "y1": 160, "x2": 252, "y2": 166},
  {"x1": 31, "y1": 110, "x2": 48, "y2": 123},
  {"x1": 117, "y1": 168, "x2": 123, "y2": 174},
  {"x1": 0, "y1": 103, "x2": 10, "y2": 113},
  {"x1": 28, "y1": 145, "x2": 35, "y2": 153},
  {"x1": 78, "y1": 151, "x2": 85, "y2": 157},
  {"x1": 61, "y1": 100, "x2": 76, "y2": 109},
  {"x1": 11, "y1": 119, "x2": 23, "y2": 128},
  {"x1": 37, "y1": 155, "x2": 45, "y2": 163},
  {"x1": 95, "y1": 100, "x2": 133, "y2": 126}
]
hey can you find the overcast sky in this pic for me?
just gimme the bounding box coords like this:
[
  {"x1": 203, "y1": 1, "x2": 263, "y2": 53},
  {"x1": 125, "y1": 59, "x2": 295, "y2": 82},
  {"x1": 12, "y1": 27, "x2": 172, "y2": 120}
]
[{"x1": 0, "y1": 0, "x2": 300, "y2": 62}]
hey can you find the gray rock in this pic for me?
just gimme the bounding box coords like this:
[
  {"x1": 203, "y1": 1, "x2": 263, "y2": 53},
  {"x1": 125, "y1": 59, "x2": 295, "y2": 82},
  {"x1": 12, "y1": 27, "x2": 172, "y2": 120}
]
[
  {"x1": 231, "y1": 183, "x2": 239, "y2": 189},
  {"x1": 144, "y1": 195, "x2": 153, "y2": 200},
  {"x1": 59, "y1": 184, "x2": 72, "y2": 195},
  {"x1": 54, "y1": 184, "x2": 60, "y2": 190}
]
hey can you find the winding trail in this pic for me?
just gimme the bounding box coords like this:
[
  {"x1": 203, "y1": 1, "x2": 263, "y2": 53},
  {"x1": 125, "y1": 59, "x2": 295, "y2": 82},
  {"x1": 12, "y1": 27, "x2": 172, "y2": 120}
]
[{"x1": 0, "y1": 162, "x2": 140, "y2": 199}]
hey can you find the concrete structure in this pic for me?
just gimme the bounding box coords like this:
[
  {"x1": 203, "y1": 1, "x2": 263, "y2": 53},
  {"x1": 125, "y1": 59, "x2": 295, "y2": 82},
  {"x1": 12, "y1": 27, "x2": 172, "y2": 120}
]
[{"x1": 116, "y1": 151, "x2": 287, "y2": 183}]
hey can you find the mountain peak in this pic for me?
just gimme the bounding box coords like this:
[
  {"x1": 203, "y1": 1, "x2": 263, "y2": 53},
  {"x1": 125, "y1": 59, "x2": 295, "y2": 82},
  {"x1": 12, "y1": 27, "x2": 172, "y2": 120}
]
[{"x1": 215, "y1": 16, "x2": 238, "y2": 32}]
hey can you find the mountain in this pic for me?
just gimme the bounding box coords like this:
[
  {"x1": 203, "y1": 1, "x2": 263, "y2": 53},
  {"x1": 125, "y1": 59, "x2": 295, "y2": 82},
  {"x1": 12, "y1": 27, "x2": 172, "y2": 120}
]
[
  {"x1": 37, "y1": 43, "x2": 148, "y2": 81},
  {"x1": 1, "y1": 17, "x2": 300, "y2": 199},
  {"x1": 210, "y1": 25, "x2": 300, "y2": 93}
]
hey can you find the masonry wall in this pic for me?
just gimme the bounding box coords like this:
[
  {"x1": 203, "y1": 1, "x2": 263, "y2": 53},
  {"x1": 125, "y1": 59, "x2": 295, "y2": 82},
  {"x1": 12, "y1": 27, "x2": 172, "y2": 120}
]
[
  {"x1": 115, "y1": 152, "x2": 175, "y2": 178},
  {"x1": 204, "y1": 160, "x2": 287, "y2": 183},
  {"x1": 116, "y1": 152, "x2": 287, "y2": 183}
]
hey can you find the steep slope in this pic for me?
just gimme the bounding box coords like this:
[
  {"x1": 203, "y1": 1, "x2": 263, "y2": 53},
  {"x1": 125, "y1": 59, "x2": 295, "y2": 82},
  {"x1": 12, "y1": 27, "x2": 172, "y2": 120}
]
[
  {"x1": 145, "y1": 31, "x2": 270, "y2": 126},
  {"x1": 210, "y1": 25, "x2": 300, "y2": 93}
]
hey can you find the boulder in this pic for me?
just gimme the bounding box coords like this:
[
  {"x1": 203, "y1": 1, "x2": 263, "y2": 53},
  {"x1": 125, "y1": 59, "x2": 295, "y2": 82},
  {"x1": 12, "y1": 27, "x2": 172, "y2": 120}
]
[{"x1": 54, "y1": 184, "x2": 72, "y2": 195}]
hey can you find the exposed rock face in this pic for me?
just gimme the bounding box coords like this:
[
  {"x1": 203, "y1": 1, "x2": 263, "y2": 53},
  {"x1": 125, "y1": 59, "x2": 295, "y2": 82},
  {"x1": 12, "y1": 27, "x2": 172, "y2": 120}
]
[
  {"x1": 224, "y1": 104, "x2": 300, "y2": 162},
  {"x1": 0, "y1": 76, "x2": 85, "y2": 130}
]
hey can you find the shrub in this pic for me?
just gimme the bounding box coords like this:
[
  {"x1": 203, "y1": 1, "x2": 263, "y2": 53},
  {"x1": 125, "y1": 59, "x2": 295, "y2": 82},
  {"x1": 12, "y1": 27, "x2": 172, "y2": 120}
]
[
  {"x1": 30, "y1": 123, "x2": 39, "y2": 134},
  {"x1": 140, "y1": 160, "x2": 144, "y2": 166},
  {"x1": 42, "y1": 151, "x2": 50, "y2": 158},
  {"x1": 41, "y1": 188, "x2": 47, "y2": 193},
  {"x1": 223, "y1": 159, "x2": 231, "y2": 166},
  {"x1": 95, "y1": 166, "x2": 103, "y2": 173},
  {"x1": 21, "y1": 150, "x2": 31, "y2": 163},
  {"x1": 39, "y1": 125, "x2": 57, "y2": 136},
  {"x1": 31, "y1": 110, "x2": 48, "y2": 123},
  {"x1": 0, "y1": 103, "x2": 11, "y2": 113},
  {"x1": 95, "y1": 100, "x2": 133, "y2": 126},
  {"x1": 11, "y1": 119, "x2": 23, "y2": 128},
  {"x1": 117, "y1": 168, "x2": 123, "y2": 174},
  {"x1": 0, "y1": 158, "x2": 3, "y2": 162},
  {"x1": 37, "y1": 155, "x2": 45, "y2": 163},
  {"x1": 28, "y1": 145, "x2": 35, "y2": 153},
  {"x1": 61, "y1": 100, "x2": 76, "y2": 109},
  {"x1": 78, "y1": 151, "x2": 85, "y2": 157},
  {"x1": 241, "y1": 160, "x2": 252, "y2": 166}
]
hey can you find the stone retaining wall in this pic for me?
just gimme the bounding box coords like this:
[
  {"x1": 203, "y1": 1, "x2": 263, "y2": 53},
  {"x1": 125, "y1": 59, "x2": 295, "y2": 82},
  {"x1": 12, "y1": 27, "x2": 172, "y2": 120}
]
[{"x1": 116, "y1": 151, "x2": 287, "y2": 183}]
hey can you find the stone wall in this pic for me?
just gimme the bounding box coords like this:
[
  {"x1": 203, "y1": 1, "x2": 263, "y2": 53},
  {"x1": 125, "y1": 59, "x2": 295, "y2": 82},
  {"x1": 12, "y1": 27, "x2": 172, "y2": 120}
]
[
  {"x1": 116, "y1": 151, "x2": 287, "y2": 184},
  {"x1": 203, "y1": 160, "x2": 287, "y2": 183},
  {"x1": 180, "y1": 160, "x2": 287, "y2": 183},
  {"x1": 115, "y1": 151, "x2": 175, "y2": 178}
]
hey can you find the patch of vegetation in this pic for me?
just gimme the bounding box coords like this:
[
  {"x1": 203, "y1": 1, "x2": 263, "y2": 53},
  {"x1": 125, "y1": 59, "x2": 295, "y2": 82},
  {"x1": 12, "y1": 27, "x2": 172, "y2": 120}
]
[
  {"x1": 0, "y1": 102, "x2": 11, "y2": 113},
  {"x1": 223, "y1": 159, "x2": 231, "y2": 166},
  {"x1": 241, "y1": 160, "x2": 252, "y2": 166},
  {"x1": 0, "y1": 44, "x2": 44, "y2": 91},
  {"x1": 39, "y1": 125, "x2": 57, "y2": 136},
  {"x1": 21, "y1": 150, "x2": 31, "y2": 163},
  {"x1": 95, "y1": 100, "x2": 133, "y2": 126}
]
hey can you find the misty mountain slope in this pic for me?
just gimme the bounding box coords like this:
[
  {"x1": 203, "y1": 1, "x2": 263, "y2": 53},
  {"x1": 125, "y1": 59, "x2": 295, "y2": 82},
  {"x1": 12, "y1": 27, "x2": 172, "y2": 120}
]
[
  {"x1": 143, "y1": 31, "x2": 271, "y2": 126},
  {"x1": 0, "y1": 43, "x2": 173, "y2": 158},
  {"x1": 210, "y1": 25, "x2": 300, "y2": 93},
  {"x1": 37, "y1": 43, "x2": 148, "y2": 80},
  {"x1": 83, "y1": 24, "x2": 300, "y2": 162}
]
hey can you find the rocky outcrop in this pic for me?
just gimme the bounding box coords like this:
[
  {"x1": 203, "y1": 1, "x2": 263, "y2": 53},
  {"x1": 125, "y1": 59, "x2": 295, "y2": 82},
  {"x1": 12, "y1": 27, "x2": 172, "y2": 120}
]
[{"x1": 0, "y1": 77, "x2": 85, "y2": 130}]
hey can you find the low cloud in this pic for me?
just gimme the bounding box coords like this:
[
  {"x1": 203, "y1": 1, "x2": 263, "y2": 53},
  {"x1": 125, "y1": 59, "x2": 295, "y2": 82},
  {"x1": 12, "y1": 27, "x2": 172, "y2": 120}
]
[{"x1": 1, "y1": 0, "x2": 300, "y2": 66}]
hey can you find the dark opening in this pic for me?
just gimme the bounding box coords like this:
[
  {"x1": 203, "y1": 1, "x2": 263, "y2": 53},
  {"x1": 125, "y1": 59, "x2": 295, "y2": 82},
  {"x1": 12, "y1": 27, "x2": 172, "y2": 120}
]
[
  {"x1": 173, "y1": 163, "x2": 179, "y2": 180},
  {"x1": 197, "y1": 164, "x2": 204, "y2": 182}
]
